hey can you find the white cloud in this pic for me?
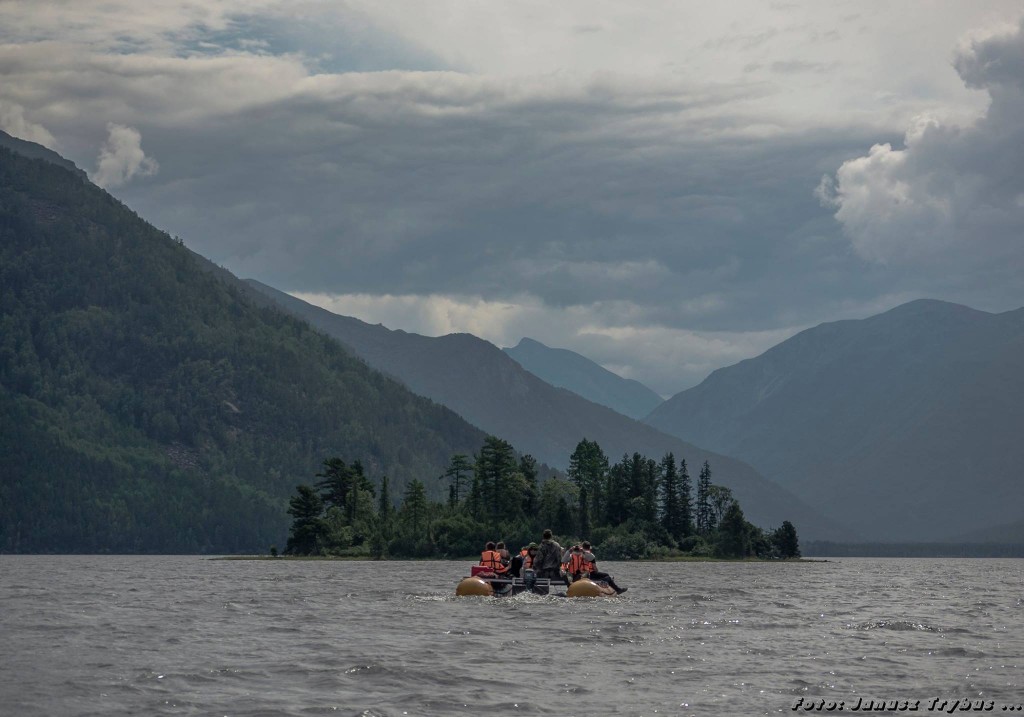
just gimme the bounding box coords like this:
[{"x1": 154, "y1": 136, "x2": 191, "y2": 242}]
[
  {"x1": 91, "y1": 123, "x2": 158, "y2": 188},
  {"x1": 819, "y1": 18, "x2": 1024, "y2": 267},
  {"x1": 0, "y1": 100, "x2": 55, "y2": 146}
]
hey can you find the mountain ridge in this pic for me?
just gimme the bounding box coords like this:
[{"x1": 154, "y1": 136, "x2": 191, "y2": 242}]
[
  {"x1": 644, "y1": 298, "x2": 1024, "y2": 542},
  {"x1": 503, "y1": 337, "x2": 664, "y2": 419},
  {"x1": 0, "y1": 143, "x2": 488, "y2": 552}
]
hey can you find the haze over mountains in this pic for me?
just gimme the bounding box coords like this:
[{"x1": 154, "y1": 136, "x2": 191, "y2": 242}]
[
  {"x1": 246, "y1": 280, "x2": 842, "y2": 540},
  {"x1": 645, "y1": 300, "x2": 1024, "y2": 542},
  {"x1": 503, "y1": 337, "x2": 664, "y2": 419}
]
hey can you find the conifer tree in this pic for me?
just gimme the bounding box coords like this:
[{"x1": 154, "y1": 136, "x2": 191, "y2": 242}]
[
  {"x1": 772, "y1": 520, "x2": 800, "y2": 558},
  {"x1": 400, "y1": 479, "x2": 429, "y2": 537},
  {"x1": 568, "y1": 438, "x2": 609, "y2": 522},
  {"x1": 696, "y1": 460, "x2": 713, "y2": 535},
  {"x1": 679, "y1": 458, "x2": 694, "y2": 537},
  {"x1": 659, "y1": 452, "x2": 682, "y2": 541},
  {"x1": 473, "y1": 436, "x2": 518, "y2": 521},
  {"x1": 519, "y1": 454, "x2": 539, "y2": 516},
  {"x1": 715, "y1": 501, "x2": 750, "y2": 558},
  {"x1": 441, "y1": 454, "x2": 472, "y2": 507},
  {"x1": 285, "y1": 484, "x2": 325, "y2": 555},
  {"x1": 372, "y1": 475, "x2": 394, "y2": 559}
]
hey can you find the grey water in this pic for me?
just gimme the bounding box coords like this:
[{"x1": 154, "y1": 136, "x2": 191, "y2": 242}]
[{"x1": 1, "y1": 557, "x2": 1022, "y2": 716}]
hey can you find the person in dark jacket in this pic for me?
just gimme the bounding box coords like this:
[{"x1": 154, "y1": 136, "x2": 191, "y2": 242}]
[{"x1": 534, "y1": 529, "x2": 568, "y2": 586}]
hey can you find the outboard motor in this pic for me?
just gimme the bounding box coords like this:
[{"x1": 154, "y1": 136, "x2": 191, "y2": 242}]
[{"x1": 523, "y1": 568, "x2": 536, "y2": 592}]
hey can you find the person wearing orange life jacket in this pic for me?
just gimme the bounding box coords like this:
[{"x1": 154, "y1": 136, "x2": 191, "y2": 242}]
[
  {"x1": 561, "y1": 544, "x2": 593, "y2": 582},
  {"x1": 579, "y1": 540, "x2": 627, "y2": 594},
  {"x1": 523, "y1": 543, "x2": 538, "y2": 569},
  {"x1": 479, "y1": 541, "x2": 508, "y2": 574}
]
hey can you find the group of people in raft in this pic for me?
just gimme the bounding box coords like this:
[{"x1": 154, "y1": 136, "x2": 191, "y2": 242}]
[{"x1": 478, "y1": 529, "x2": 628, "y2": 594}]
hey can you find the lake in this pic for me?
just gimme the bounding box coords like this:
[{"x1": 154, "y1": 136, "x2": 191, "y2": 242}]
[{"x1": 1, "y1": 556, "x2": 1021, "y2": 716}]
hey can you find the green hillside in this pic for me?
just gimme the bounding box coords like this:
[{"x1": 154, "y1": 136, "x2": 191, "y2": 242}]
[{"x1": 0, "y1": 144, "x2": 486, "y2": 553}]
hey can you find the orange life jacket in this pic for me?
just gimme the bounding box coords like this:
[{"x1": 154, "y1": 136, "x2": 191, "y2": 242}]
[
  {"x1": 564, "y1": 552, "x2": 594, "y2": 578},
  {"x1": 480, "y1": 549, "x2": 508, "y2": 573}
]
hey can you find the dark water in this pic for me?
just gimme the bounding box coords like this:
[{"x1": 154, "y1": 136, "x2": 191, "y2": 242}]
[{"x1": 1, "y1": 556, "x2": 1022, "y2": 716}]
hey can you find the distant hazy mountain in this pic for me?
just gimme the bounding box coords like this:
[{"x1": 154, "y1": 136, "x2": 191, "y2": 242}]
[
  {"x1": 645, "y1": 299, "x2": 1024, "y2": 542},
  {"x1": 503, "y1": 338, "x2": 663, "y2": 419},
  {"x1": 953, "y1": 518, "x2": 1024, "y2": 544},
  {"x1": 246, "y1": 280, "x2": 848, "y2": 540}
]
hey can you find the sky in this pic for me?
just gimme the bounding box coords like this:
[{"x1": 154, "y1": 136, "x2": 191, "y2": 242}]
[{"x1": 2, "y1": 1, "x2": 1023, "y2": 396}]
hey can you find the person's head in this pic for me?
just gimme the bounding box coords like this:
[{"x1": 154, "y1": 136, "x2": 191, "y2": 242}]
[
  {"x1": 572, "y1": 545, "x2": 581, "y2": 552},
  {"x1": 485, "y1": 541, "x2": 495, "y2": 550},
  {"x1": 496, "y1": 541, "x2": 505, "y2": 550},
  {"x1": 528, "y1": 542, "x2": 538, "y2": 552},
  {"x1": 582, "y1": 541, "x2": 591, "y2": 550},
  {"x1": 542, "y1": 529, "x2": 552, "y2": 540}
]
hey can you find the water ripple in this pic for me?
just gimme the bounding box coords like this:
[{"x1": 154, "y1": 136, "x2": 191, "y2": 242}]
[{"x1": 1, "y1": 556, "x2": 1022, "y2": 717}]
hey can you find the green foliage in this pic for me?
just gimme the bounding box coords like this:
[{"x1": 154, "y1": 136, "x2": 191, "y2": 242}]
[
  {"x1": 772, "y1": 520, "x2": 801, "y2": 558},
  {"x1": 0, "y1": 147, "x2": 486, "y2": 553},
  {"x1": 696, "y1": 460, "x2": 714, "y2": 535},
  {"x1": 715, "y1": 501, "x2": 751, "y2": 558},
  {"x1": 285, "y1": 485, "x2": 326, "y2": 555},
  {"x1": 285, "y1": 439, "x2": 800, "y2": 561}
]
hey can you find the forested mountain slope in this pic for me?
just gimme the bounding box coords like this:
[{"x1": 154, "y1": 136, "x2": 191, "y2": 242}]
[
  {"x1": 503, "y1": 337, "x2": 663, "y2": 419},
  {"x1": 645, "y1": 300, "x2": 1024, "y2": 541},
  {"x1": 245, "y1": 281, "x2": 847, "y2": 540},
  {"x1": 0, "y1": 144, "x2": 487, "y2": 553}
]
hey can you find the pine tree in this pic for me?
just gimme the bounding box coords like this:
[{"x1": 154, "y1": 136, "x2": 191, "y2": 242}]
[
  {"x1": 697, "y1": 460, "x2": 713, "y2": 536},
  {"x1": 285, "y1": 484, "x2": 325, "y2": 555},
  {"x1": 715, "y1": 501, "x2": 750, "y2": 558},
  {"x1": 473, "y1": 436, "x2": 518, "y2": 521},
  {"x1": 567, "y1": 438, "x2": 609, "y2": 522},
  {"x1": 441, "y1": 453, "x2": 472, "y2": 507},
  {"x1": 519, "y1": 454, "x2": 539, "y2": 516},
  {"x1": 659, "y1": 452, "x2": 682, "y2": 541},
  {"x1": 605, "y1": 454, "x2": 630, "y2": 526},
  {"x1": 373, "y1": 474, "x2": 394, "y2": 558},
  {"x1": 772, "y1": 520, "x2": 800, "y2": 558},
  {"x1": 400, "y1": 479, "x2": 429, "y2": 538},
  {"x1": 679, "y1": 458, "x2": 694, "y2": 537}
]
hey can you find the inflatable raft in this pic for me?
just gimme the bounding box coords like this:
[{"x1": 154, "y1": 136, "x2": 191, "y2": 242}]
[{"x1": 455, "y1": 566, "x2": 618, "y2": 597}]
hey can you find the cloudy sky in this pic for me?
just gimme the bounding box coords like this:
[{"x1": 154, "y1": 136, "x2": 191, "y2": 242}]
[{"x1": 2, "y1": 1, "x2": 1022, "y2": 395}]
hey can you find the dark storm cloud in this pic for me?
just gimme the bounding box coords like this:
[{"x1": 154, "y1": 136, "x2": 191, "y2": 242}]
[
  {"x1": 81, "y1": 71, "x2": 886, "y2": 336},
  {"x1": 3, "y1": 2, "x2": 1022, "y2": 393}
]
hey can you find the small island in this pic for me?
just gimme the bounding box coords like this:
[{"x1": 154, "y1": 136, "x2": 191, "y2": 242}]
[{"x1": 277, "y1": 437, "x2": 801, "y2": 561}]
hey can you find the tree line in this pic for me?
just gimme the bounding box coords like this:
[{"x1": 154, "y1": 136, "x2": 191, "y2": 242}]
[{"x1": 285, "y1": 436, "x2": 800, "y2": 560}]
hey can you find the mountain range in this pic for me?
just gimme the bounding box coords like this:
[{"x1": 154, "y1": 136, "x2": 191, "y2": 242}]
[
  {"x1": 503, "y1": 337, "x2": 664, "y2": 419},
  {"x1": 644, "y1": 299, "x2": 1024, "y2": 542},
  {"x1": 245, "y1": 280, "x2": 843, "y2": 540}
]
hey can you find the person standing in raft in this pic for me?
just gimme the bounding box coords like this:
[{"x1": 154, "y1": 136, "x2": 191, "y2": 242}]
[
  {"x1": 534, "y1": 529, "x2": 569, "y2": 586},
  {"x1": 479, "y1": 541, "x2": 508, "y2": 576},
  {"x1": 580, "y1": 541, "x2": 627, "y2": 594}
]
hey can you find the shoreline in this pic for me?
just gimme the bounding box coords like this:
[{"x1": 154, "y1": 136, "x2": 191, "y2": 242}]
[{"x1": 210, "y1": 555, "x2": 825, "y2": 563}]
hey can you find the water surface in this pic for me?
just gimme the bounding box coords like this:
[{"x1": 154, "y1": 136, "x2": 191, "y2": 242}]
[{"x1": 2, "y1": 556, "x2": 1021, "y2": 716}]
